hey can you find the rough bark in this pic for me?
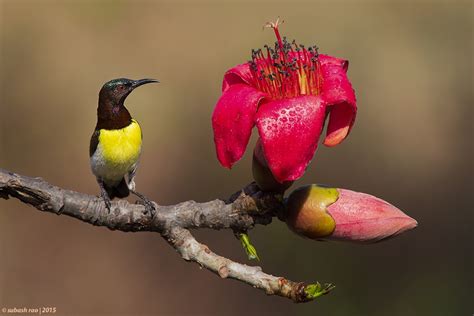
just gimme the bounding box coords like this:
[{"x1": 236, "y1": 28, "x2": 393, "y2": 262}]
[{"x1": 0, "y1": 168, "x2": 333, "y2": 303}]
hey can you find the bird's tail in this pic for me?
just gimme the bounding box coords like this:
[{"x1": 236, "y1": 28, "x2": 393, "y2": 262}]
[{"x1": 104, "y1": 178, "x2": 130, "y2": 199}]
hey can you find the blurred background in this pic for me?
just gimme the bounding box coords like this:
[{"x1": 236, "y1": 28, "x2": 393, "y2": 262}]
[{"x1": 0, "y1": 1, "x2": 472, "y2": 315}]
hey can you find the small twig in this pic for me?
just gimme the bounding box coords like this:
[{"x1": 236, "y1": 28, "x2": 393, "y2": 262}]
[{"x1": 166, "y1": 226, "x2": 329, "y2": 302}]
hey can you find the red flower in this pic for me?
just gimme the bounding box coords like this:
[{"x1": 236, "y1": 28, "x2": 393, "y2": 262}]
[{"x1": 212, "y1": 20, "x2": 357, "y2": 183}]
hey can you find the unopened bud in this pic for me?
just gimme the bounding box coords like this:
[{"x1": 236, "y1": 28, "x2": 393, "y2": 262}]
[{"x1": 285, "y1": 184, "x2": 417, "y2": 243}]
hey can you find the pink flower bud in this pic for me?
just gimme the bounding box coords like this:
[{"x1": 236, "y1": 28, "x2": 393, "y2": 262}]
[{"x1": 285, "y1": 185, "x2": 417, "y2": 243}]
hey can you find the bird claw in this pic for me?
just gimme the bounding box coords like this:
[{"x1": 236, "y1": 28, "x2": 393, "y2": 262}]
[
  {"x1": 143, "y1": 201, "x2": 156, "y2": 219},
  {"x1": 105, "y1": 199, "x2": 112, "y2": 212},
  {"x1": 98, "y1": 180, "x2": 112, "y2": 213},
  {"x1": 100, "y1": 193, "x2": 112, "y2": 212},
  {"x1": 131, "y1": 190, "x2": 156, "y2": 219}
]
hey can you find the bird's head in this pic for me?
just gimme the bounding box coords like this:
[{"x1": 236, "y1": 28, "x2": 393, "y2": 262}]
[
  {"x1": 96, "y1": 78, "x2": 158, "y2": 129},
  {"x1": 99, "y1": 78, "x2": 159, "y2": 107}
]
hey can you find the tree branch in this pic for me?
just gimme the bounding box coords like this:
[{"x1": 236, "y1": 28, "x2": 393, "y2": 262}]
[{"x1": 0, "y1": 168, "x2": 334, "y2": 303}]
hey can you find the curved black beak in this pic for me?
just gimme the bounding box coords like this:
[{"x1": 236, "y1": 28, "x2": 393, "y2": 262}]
[
  {"x1": 119, "y1": 79, "x2": 159, "y2": 105},
  {"x1": 131, "y1": 78, "x2": 159, "y2": 88}
]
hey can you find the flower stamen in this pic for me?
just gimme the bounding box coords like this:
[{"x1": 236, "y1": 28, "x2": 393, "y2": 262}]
[{"x1": 250, "y1": 20, "x2": 321, "y2": 100}]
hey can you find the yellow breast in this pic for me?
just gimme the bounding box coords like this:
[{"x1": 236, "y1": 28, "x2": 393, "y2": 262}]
[{"x1": 99, "y1": 119, "x2": 142, "y2": 166}]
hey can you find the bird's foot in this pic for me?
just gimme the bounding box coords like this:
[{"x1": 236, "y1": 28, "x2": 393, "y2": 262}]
[
  {"x1": 98, "y1": 180, "x2": 112, "y2": 212},
  {"x1": 131, "y1": 190, "x2": 156, "y2": 219},
  {"x1": 101, "y1": 192, "x2": 112, "y2": 212}
]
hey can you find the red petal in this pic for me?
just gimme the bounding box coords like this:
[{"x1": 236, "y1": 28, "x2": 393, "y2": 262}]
[
  {"x1": 319, "y1": 54, "x2": 348, "y2": 69},
  {"x1": 256, "y1": 96, "x2": 327, "y2": 182},
  {"x1": 222, "y1": 63, "x2": 254, "y2": 92},
  {"x1": 212, "y1": 84, "x2": 266, "y2": 168},
  {"x1": 319, "y1": 54, "x2": 357, "y2": 147}
]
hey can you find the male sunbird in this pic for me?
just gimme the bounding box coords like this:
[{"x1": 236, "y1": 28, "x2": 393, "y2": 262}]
[{"x1": 90, "y1": 78, "x2": 158, "y2": 215}]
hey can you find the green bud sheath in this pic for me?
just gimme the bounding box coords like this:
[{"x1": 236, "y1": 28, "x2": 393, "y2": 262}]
[
  {"x1": 238, "y1": 233, "x2": 260, "y2": 261},
  {"x1": 285, "y1": 184, "x2": 339, "y2": 239}
]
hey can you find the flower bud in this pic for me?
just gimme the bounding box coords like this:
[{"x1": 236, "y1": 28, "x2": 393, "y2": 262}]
[
  {"x1": 252, "y1": 139, "x2": 293, "y2": 193},
  {"x1": 285, "y1": 184, "x2": 417, "y2": 243}
]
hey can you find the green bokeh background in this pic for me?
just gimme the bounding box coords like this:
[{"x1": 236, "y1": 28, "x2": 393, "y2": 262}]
[{"x1": 0, "y1": 1, "x2": 472, "y2": 315}]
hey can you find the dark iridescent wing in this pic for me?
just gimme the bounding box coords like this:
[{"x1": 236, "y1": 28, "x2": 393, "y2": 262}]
[{"x1": 89, "y1": 129, "x2": 100, "y2": 157}]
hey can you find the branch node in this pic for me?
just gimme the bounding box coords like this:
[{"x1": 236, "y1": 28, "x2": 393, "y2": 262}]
[{"x1": 218, "y1": 265, "x2": 229, "y2": 278}]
